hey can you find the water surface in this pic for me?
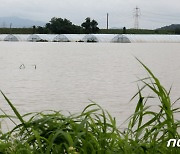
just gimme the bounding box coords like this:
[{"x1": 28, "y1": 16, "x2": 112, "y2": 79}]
[{"x1": 0, "y1": 42, "x2": 180, "y2": 126}]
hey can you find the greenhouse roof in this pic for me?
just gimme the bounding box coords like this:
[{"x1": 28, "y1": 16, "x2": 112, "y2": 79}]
[{"x1": 0, "y1": 34, "x2": 180, "y2": 43}]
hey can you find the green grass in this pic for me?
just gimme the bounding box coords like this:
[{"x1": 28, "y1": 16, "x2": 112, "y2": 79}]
[
  {"x1": 0, "y1": 27, "x2": 175, "y2": 34},
  {"x1": 0, "y1": 28, "x2": 34, "y2": 34},
  {"x1": 99, "y1": 29, "x2": 175, "y2": 34},
  {"x1": 0, "y1": 59, "x2": 179, "y2": 153}
]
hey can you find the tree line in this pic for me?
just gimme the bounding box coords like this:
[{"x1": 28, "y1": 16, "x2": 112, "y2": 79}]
[
  {"x1": 0, "y1": 17, "x2": 179, "y2": 34},
  {"x1": 35, "y1": 17, "x2": 99, "y2": 34}
]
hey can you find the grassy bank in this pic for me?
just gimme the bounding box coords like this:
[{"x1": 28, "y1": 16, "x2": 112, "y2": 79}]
[
  {"x1": 0, "y1": 28, "x2": 176, "y2": 34},
  {"x1": 0, "y1": 60, "x2": 179, "y2": 154},
  {"x1": 0, "y1": 28, "x2": 33, "y2": 34}
]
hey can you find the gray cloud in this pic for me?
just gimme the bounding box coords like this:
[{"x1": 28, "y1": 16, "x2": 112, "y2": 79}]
[{"x1": 0, "y1": 0, "x2": 180, "y2": 29}]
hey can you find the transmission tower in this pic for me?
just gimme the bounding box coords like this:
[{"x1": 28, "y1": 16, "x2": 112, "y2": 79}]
[{"x1": 134, "y1": 6, "x2": 141, "y2": 29}]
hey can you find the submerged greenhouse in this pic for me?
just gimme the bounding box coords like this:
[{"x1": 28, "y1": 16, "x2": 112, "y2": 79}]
[
  {"x1": 111, "y1": 35, "x2": 131, "y2": 43},
  {"x1": 82, "y1": 34, "x2": 99, "y2": 42},
  {"x1": 53, "y1": 34, "x2": 70, "y2": 42},
  {"x1": 27, "y1": 34, "x2": 42, "y2": 42},
  {"x1": 0, "y1": 34, "x2": 180, "y2": 43},
  {"x1": 82, "y1": 34, "x2": 116, "y2": 42},
  {"x1": 0, "y1": 34, "x2": 8, "y2": 41},
  {"x1": 53, "y1": 34, "x2": 85, "y2": 42},
  {"x1": 4, "y1": 34, "x2": 19, "y2": 41},
  {"x1": 27, "y1": 34, "x2": 56, "y2": 42},
  {"x1": 111, "y1": 34, "x2": 180, "y2": 43}
]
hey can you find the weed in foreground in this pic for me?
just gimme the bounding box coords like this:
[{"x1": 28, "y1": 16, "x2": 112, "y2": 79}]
[{"x1": 0, "y1": 59, "x2": 179, "y2": 154}]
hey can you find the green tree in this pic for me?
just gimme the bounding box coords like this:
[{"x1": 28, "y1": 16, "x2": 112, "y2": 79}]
[
  {"x1": 123, "y1": 27, "x2": 126, "y2": 34},
  {"x1": 91, "y1": 19, "x2": 99, "y2": 33},
  {"x1": 81, "y1": 17, "x2": 91, "y2": 34},
  {"x1": 81, "y1": 17, "x2": 99, "y2": 34},
  {"x1": 45, "y1": 17, "x2": 82, "y2": 34}
]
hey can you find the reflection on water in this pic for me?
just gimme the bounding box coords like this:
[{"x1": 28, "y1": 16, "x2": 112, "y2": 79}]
[{"x1": 0, "y1": 42, "x2": 180, "y2": 126}]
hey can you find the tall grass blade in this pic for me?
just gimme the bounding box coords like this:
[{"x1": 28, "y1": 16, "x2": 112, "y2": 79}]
[{"x1": 1, "y1": 91, "x2": 25, "y2": 126}]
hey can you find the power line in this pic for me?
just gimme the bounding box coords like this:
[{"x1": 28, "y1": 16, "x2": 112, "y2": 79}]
[
  {"x1": 143, "y1": 10, "x2": 180, "y2": 18},
  {"x1": 142, "y1": 14, "x2": 180, "y2": 21},
  {"x1": 141, "y1": 11, "x2": 180, "y2": 26},
  {"x1": 141, "y1": 17, "x2": 173, "y2": 24}
]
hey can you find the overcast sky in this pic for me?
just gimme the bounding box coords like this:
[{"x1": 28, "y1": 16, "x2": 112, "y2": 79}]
[{"x1": 0, "y1": 0, "x2": 180, "y2": 29}]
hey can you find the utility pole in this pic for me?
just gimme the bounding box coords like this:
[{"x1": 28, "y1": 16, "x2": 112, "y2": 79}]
[
  {"x1": 134, "y1": 6, "x2": 140, "y2": 29},
  {"x1": 10, "y1": 23, "x2": 12, "y2": 34},
  {"x1": 107, "y1": 13, "x2": 109, "y2": 30}
]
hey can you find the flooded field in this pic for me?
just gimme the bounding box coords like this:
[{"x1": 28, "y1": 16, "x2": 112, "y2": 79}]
[{"x1": 0, "y1": 42, "x2": 180, "y2": 126}]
